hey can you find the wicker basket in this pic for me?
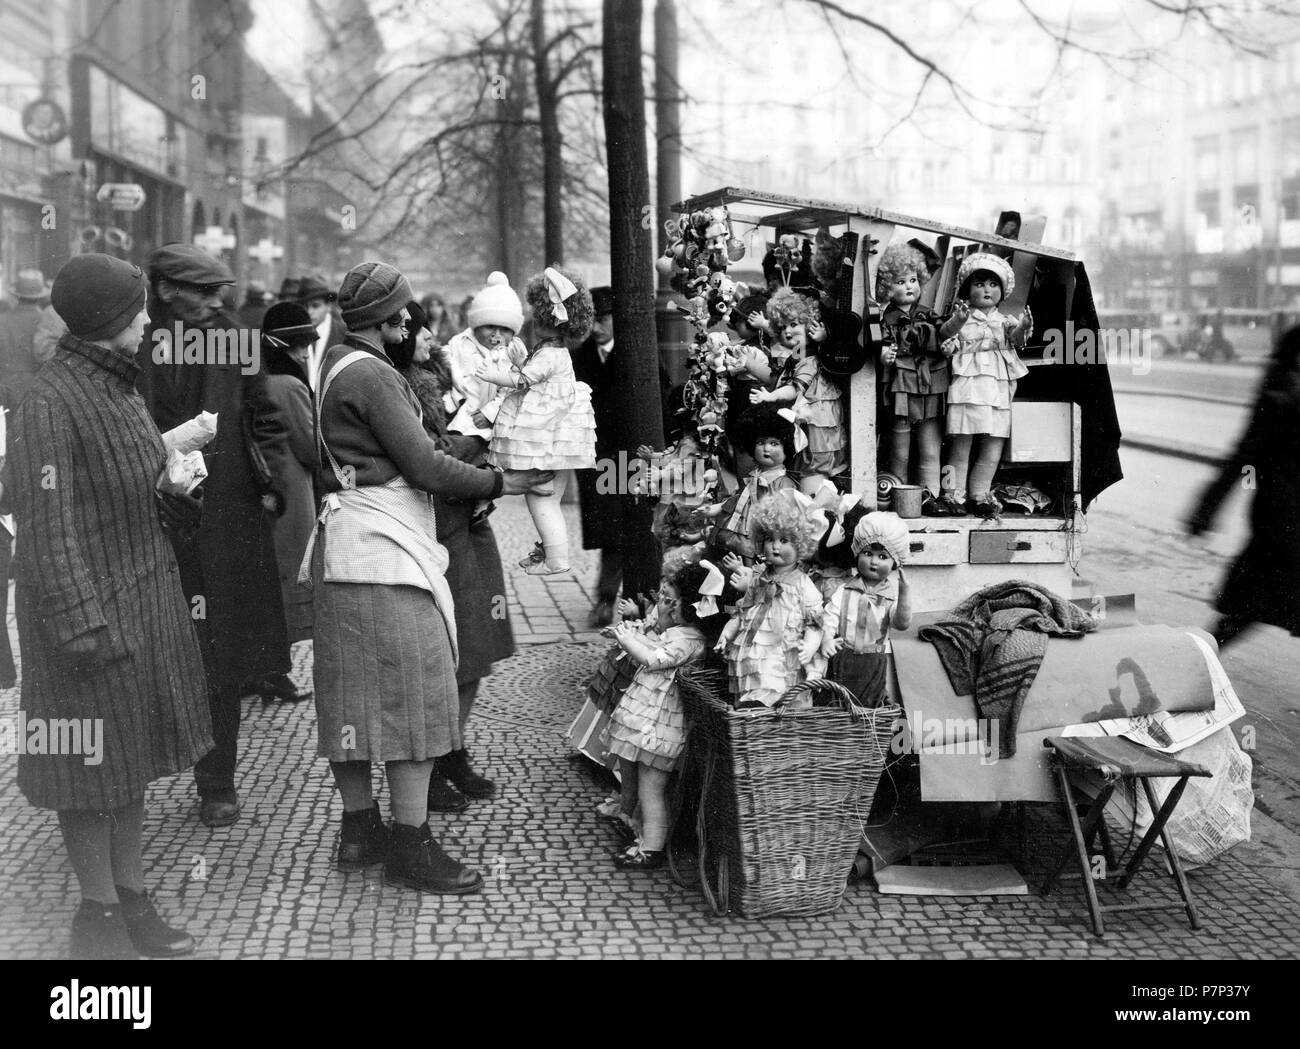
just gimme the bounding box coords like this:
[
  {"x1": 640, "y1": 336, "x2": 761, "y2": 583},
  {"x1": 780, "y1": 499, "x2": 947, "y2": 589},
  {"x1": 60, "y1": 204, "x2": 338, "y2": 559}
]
[{"x1": 673, "y1": 662, "x2": 900, "y2": 919}]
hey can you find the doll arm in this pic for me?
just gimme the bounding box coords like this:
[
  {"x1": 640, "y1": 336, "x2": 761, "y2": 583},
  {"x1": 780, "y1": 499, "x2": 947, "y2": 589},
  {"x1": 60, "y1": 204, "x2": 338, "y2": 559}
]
[
  {"x1": 714, "y1": 616, "x2": 740, "y2": 653},
  {"x1": 892, "y1": 567, "x2": 913, "y2": 632},
  {"x1": 797, "y1": 577, "x2": 825, "y2": 663},
  {"x1": 740, "y1": 347, "x2": 773, "y2": 384},
  {"x1": 475, "y1": 362, "x2": 521, "y2": 388},
  {"x1": 820, "y1": 588, "x2": 846, "y2": 656},
  {"x1": 938, "y1": 302, "x2": 969, "y2": 341},
  {"x1": 752, "y1": 382, "x2": 797, "y2": 404},
  {"x1": 616, "y1": 597, "x2": 642, "y2": 620},
  {"x1": 640, "y1": 633, "x2": 706, "y2": 671}
]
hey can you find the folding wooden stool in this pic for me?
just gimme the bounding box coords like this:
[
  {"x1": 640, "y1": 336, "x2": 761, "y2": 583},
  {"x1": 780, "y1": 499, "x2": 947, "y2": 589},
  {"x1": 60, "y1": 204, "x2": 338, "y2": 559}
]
[{"x1": 1041, "y1": 736, "x2": 1212, "y2": 937}]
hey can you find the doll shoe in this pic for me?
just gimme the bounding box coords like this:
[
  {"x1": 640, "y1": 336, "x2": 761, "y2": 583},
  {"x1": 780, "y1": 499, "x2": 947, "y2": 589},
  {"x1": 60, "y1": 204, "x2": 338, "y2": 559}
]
[
  {"x1": 967, "y1": 497, "x2": 1002, "y2": 520},
  {"x1": 595, "y1": 795, "x2": 623, "y2": 818},
  {"x1": 614, "y1": 843, "x2": 666, "y2": 870},
  {"x1": 518, "y1": 542, "x2": 546, "y2": 568},
  {"x1": 921, "y1": 491, "x2": 959, "y2": 517},
  {"x1": 935, "y1": 494, "x2": 967, "y2": 517},
  {"x1": 523, "y1": 560, "x2": 571, "y2": 576}
]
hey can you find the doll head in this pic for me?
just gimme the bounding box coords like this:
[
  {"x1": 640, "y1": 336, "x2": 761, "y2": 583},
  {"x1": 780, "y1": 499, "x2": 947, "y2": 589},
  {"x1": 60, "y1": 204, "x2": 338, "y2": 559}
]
[
  {"x1": 876, "y1": 243, "x2": 929, "y2": 309},
  {"x1": 729, "y1": 293, "x2": 769, "y2": 340},
  {"x1": 733, "y1": 404, "x2": 796, "y2": 468},
  {"x1": 851, "y1": 512, "x2": 909, "y2": 584},
  {"x1": 525, "y1": 265, "x2": 594, "y2": 342},
  {"x1": 956, "y1": 252, "x2": 1015, "y2": 311},
  {"x1": 750, "y1": 496, "x2": 817, "y2": 569},
  {"x1": 765, "y1": 287, "x2": 814, "y2": 351}
]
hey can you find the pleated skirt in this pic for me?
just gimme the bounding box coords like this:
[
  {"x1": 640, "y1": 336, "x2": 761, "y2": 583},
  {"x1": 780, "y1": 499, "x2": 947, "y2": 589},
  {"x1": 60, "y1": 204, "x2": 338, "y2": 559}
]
[{"x1": 311, "y1": 541, "x2": 459, "y2": 762}]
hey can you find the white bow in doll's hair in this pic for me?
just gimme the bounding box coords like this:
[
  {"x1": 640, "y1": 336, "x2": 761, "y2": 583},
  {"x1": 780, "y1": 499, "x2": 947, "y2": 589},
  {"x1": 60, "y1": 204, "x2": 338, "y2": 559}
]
[
  {"x1": 776, "y1": 407, "x2": 809, "y2": 453},
  {"x1": 825, "y1": 493, "x2": 863, "y2": 548},
  {"x1": 543, "y1": 267, "x2": 578, "y2": 324},
  {"x1": 693, "y1": 558, "x2": 726, "y2": 617}
]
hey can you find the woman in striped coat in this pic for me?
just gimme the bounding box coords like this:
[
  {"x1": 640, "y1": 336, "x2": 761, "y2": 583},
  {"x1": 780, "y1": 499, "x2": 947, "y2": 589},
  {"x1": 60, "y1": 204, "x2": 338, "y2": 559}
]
[{"x1": 2, "y1": 255, "x2": 212, "y2": 959}]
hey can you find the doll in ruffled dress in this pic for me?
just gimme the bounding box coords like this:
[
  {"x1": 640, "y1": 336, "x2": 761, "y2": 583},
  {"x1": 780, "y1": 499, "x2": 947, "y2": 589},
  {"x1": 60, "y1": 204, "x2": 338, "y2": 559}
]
[
  {"x1": 821, "y1": 512, "x2": 912, "y2": 708},
  {"x1": 479, "y1": 266, "x2": 598, "y2": 573},
  {"x1": 876, "y1": 243, "x2": 953, "y2": 517},
  {"x1": 747, "y1": 288, "x2": 846, "y2": 496},
  {"x1": 606, "y1": 562, "x2": 723, "y2": 868},
  {"x1": 715, "y1": 496, "x2": 825, "y2": 708},
  {"x1": 937, "y1": 252, "x2": 1032, "y2": 518},
  {"x1": 706, "y1": 404, "x2": 799, "y2": 567}
]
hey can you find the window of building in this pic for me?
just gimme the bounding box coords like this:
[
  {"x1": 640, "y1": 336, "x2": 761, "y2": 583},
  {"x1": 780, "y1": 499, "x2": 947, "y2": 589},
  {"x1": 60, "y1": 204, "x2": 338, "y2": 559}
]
[
  {"x1": 1195, "y1": 135, "x2": 1220, "y2": 186},
  {"x1": 1231, "y1": 127, "x2": 1259, "y2": 185},
  {"x1": 1197, "y1": 189, "x2": 1220, "y2": 229}
]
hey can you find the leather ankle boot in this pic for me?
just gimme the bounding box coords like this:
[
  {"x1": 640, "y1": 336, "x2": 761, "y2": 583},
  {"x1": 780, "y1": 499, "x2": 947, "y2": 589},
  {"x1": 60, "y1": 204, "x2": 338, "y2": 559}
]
[
  {"x1": 69, "y1": 899, "x2": 139, "y2": 960},
  {"x1": 337, "y1": 802, "x2": 389, "y2": 871},
  {"x1": 426, "y1": 773, "x2": 469, "y2": 814},
  {"x1": 438, "y1": 748, "x2": 496, "y2": 800},
  {"x1": 384, "y1": 822, "x2": 484, "y2": 895},
  {"x1": 114, "y1": 885, "x2": 195, "y2": 957}
]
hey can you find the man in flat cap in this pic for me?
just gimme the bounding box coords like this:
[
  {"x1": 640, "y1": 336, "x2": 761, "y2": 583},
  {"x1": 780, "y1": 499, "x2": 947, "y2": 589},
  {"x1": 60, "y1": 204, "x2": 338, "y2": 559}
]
[
  {"x1": 137, "y1": 243, "x2": 299, "y2": 828},
  {"x1": 296, "y1": 274, "x2": 346, "y2": 389}
]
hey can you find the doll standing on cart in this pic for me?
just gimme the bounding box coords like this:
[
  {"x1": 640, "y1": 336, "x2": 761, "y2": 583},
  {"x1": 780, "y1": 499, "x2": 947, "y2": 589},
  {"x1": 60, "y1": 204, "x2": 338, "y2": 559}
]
[
  {"x1": 716, "y1": 495, "x2": 825, "y2": 708},
  {"x1": 821, "y1": 512, "x2": 911, "y2": 708},
  {"x1": 707, "y1": 404, "x2": 799, "y2": 564},
  {"x1": 937, "y1": 252, "x2": 1032, "y2": 518},
  {"x1": 876, "y1": 243, "x2": 953, "y2": 517}
]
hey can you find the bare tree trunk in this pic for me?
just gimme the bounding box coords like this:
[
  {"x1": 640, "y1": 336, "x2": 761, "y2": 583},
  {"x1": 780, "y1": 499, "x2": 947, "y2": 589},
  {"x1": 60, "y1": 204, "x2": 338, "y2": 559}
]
[
  {"x1": 603, "y1": 0, "x2": 663, "y2": 596},
  {"x1": 532, "y1": 0, "x2": 564, "y2": 264}
]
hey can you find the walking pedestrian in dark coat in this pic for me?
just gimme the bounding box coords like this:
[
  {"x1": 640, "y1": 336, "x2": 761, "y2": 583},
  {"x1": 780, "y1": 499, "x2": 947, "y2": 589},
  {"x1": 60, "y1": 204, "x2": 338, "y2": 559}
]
[
  {"x1": 391, "y1": 301, "x2": 514, "y2": 813},
  {"x1": 0, "y1": 268, "x2": 52, "y2": 408},
  {"x1": 2, "y1": 253, "x2": 211, "y2": 959},
  {"x1": 135, "y1": 243, "x2": 298, "y2": 828},
  {"x1": 260, "y1": 302, "x2": 320, "y2": 643},
  {"x1": 1188, "y1": 324, "x2": 1300, "y2": 648}
]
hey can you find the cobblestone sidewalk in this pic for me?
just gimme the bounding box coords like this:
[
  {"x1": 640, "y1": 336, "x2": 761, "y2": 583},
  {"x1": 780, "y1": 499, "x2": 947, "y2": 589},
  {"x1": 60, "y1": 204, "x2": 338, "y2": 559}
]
[{"x1": 2, "y1": 498, "x2": 1299, "y2": 959}]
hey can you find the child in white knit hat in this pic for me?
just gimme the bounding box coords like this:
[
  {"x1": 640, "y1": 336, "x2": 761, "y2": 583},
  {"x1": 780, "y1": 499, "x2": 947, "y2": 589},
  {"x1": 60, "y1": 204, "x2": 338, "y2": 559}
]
[
  {"x1": 476, "y1": 265, "x2": 598, "y2": 575},
  {"x1": 820, "y1": 511, "x2": 911, "y2": 707},
  {"x1": 445, "y1": 272, "x2": 528, "y2": 441}
]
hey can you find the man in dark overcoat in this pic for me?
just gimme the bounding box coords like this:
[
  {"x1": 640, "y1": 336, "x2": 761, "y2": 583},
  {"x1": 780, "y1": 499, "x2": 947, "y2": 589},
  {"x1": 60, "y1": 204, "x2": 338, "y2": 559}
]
[{"x1": 136, "y1": 243, "x2": 295, "y2": 827}]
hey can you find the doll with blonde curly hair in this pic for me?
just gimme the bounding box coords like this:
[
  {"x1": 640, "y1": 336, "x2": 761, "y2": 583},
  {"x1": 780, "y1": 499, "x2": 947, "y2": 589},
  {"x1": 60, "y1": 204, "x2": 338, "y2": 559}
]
[
  {"x1": 748, "y1": 287, "x2": 847, "y2": 494},
  {"x1": 477, "y1": 265, "x2": 598, "y2": 573},
  {"x1": 714, "y1": 493, "x2": 825, "y2": 708}
]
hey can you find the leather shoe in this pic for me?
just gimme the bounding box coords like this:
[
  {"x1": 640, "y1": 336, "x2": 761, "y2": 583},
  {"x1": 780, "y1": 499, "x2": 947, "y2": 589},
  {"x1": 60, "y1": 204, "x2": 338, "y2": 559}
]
[
  {"x1": 256, "y1": 672, "x2": 312, "y2": 704},
  {"x1": 588, "y1": 599, "x2": 615, "y2": 628},
  {"x1": 199, "y1": 790, "x2": 241, "y2": 827},
  {"x1": 115, "y1": 885, "x2": 195, "y2": 958},
  {"x1": 69, "y1": 900, "x2": 138, "y2": 960},
  {"x1": 426, "y1": 773, "x2": 470, "y2": 814}
]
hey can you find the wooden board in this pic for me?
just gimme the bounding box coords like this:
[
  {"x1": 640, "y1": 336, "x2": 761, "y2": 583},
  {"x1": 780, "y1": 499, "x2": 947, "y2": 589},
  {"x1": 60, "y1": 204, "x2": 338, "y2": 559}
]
[{"x1": 874, "y1": 863, "x2": 1030, "y2": 896}]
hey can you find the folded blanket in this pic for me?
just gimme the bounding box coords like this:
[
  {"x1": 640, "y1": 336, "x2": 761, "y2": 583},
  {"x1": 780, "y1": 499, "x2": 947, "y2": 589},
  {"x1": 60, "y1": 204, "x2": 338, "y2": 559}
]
[{"x1": 918, "y1": 580, "x2": 1097, "y2": 757}]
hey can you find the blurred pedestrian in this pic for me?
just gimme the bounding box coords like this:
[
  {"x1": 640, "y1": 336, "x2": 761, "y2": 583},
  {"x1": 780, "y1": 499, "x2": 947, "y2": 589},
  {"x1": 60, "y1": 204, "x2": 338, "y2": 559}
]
[
  {"x1": 390, "y1": 300, "x2": 514, "y2": 813},
  {"x1": 260, "y1": 302, "x2": 320, "y2": 644},
  {"x1": 3, "y1": 253, "x2": 210, "y2": 958},
  {"x1": 276, "y1": 276, "x2": 301, "y2": 304},
  {"x1": 419, "y1": 291, "x2": 459, "y2": 346},
  {"x1": 308, "y1": 262, "x2": 540, "y2": 893},
  {"x1": 0, "y1": 267, "x2": 52, "y2": 409},
  {"x1": 299, "y1": 274, "x2": 346, "y2": 388},
  {"x1": 136, "y1": 243, "x2": 299, "y2": 828},
  {"x1": 237, "y1": 280, "x2": 271, "y2": 329},
  {"x1": 1188, "y1": 324, "x2": 1300, "y2": 648}
]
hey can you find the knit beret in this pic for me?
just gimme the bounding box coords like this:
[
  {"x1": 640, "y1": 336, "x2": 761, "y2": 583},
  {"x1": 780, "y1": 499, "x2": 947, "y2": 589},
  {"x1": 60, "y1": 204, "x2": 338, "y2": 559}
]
[
  {"x1": 50, "y1": 253, "x2": 148, "y2": 341},
  {"x1": 147, "y1": 243, "x2": 235, "y2": 287},
  {"x1": 466, "y1": 271, "x2": 524, "y2": 334},
  {"x1": 338, "y1": 261, "x2": 413, "y2": 332},
  {"x1": 851, "y1": 511, "x2": 910, "y2": 566},
  {"x1": 957, "y1": 252, "x2": 1015, "y2": 298}
]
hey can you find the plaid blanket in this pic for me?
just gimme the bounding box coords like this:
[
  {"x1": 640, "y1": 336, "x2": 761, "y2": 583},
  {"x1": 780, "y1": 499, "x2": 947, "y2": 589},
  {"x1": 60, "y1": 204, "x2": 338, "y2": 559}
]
[{"x1": 918, "y1": 581, "x2": 1097, "y2": 757}]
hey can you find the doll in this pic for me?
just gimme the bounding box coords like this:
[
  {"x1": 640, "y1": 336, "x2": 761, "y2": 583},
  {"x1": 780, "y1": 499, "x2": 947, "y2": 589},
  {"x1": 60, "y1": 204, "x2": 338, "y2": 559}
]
[
  {"x1": 876, "y1": 243, "x2": 954, "y2": 517},
  {"x1": 748, "y1": 288, "x2": 847, "y2": 494},
  {"x1": 821, "y1": 512, "x2": 912, "y2": 708},
  {"x1": 715, "y1": 496, "x2": 825, "y2": 708},
  {"x1": 937, "y1": 252, "x2": 1033, "y2": 518},
  {"x1": 607, "y1": 562, "x2": 724, "y2": 868},
  {"x1": 722, "y1": 292, "x2": 773, "y2": 469},
  {"x1": 480, "y1": 266, "x2": 598, "y2": 573},
  {"x1": 707, "y1": 404, "x2": 799, "y2": 565}
]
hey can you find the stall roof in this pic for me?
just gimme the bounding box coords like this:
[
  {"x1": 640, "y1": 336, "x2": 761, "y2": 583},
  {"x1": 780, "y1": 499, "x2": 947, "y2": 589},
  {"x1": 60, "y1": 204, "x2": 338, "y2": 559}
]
[{"x1": 673, "y1": 186, "x2": 1078, "y2": 263}]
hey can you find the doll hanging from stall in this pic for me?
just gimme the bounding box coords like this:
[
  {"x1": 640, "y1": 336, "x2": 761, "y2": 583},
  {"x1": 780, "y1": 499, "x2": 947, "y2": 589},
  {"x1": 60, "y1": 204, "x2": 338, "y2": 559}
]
[
  {"x1": 821, "y1": 512, "x2": 912, "y2": 708},
  {"x1": 937, "y1": 252, "x2": 1033, "y2": 518},
  {"x1": 715, "y1": 493, "x2": 826, "y2": 709},
  {"x1": 876, "y1": 243, "x2": 955, "y2": 517},
  {"x1": 747, "y1": 288, "x2": 847, "y2": 495}
]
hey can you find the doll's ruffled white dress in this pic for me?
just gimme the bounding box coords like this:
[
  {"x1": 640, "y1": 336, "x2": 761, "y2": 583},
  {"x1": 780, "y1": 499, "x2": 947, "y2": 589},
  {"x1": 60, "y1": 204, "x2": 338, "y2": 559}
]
[
  {"x1": 945, "y1": 308, "x2": 1028, "y2": 437},
  {"x1": 489, "y1": 339, "x2": 597, "y2": 469},
  {"x1": 724, "y1": 568, "x2": 825, "y2": 705},
  {"x1": 606, "y1": 625, "x2": 707, "y2": 771}
]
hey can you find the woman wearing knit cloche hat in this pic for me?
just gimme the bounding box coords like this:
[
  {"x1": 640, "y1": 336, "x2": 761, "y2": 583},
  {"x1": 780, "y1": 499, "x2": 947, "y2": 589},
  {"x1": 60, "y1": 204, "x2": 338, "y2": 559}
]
[
  {"x1": 308, "y1": 260, "x2": 541, "y2": 895},
  {"x1": 936, "y1": 252, "x2": 1033, "y2": 518},
  {"x1": 4, "y1": 253, "x2": 212, "y2": 959}
]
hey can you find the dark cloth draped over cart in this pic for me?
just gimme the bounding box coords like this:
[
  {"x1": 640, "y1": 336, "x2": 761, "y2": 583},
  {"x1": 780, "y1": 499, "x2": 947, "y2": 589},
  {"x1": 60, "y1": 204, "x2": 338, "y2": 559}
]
[
  {"x1": 918, "y1": 580, "x2": 1097, "y2": 758},
  {"x1": 1017, "y1": 261, "x2": 1122, "y2": 510}
]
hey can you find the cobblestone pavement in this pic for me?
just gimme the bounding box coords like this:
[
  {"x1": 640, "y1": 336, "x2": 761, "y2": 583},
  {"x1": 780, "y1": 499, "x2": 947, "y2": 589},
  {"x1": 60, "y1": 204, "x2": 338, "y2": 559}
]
[{"x1": 2, "y1": 497, "x2": 1299, "y2": 959}]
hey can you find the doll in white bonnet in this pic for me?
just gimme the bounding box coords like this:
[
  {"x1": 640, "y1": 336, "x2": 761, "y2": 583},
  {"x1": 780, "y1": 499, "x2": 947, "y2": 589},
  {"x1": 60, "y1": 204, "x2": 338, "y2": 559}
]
[{"x1": 820, "y1": 511, "x2": 912, "y2": 707}]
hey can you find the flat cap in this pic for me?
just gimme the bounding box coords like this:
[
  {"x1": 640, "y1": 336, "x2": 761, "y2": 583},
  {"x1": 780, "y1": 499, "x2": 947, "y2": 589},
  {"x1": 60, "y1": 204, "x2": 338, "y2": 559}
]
[{"x1": 147, "y1": 242, "x2": 235, "y2": 287}]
